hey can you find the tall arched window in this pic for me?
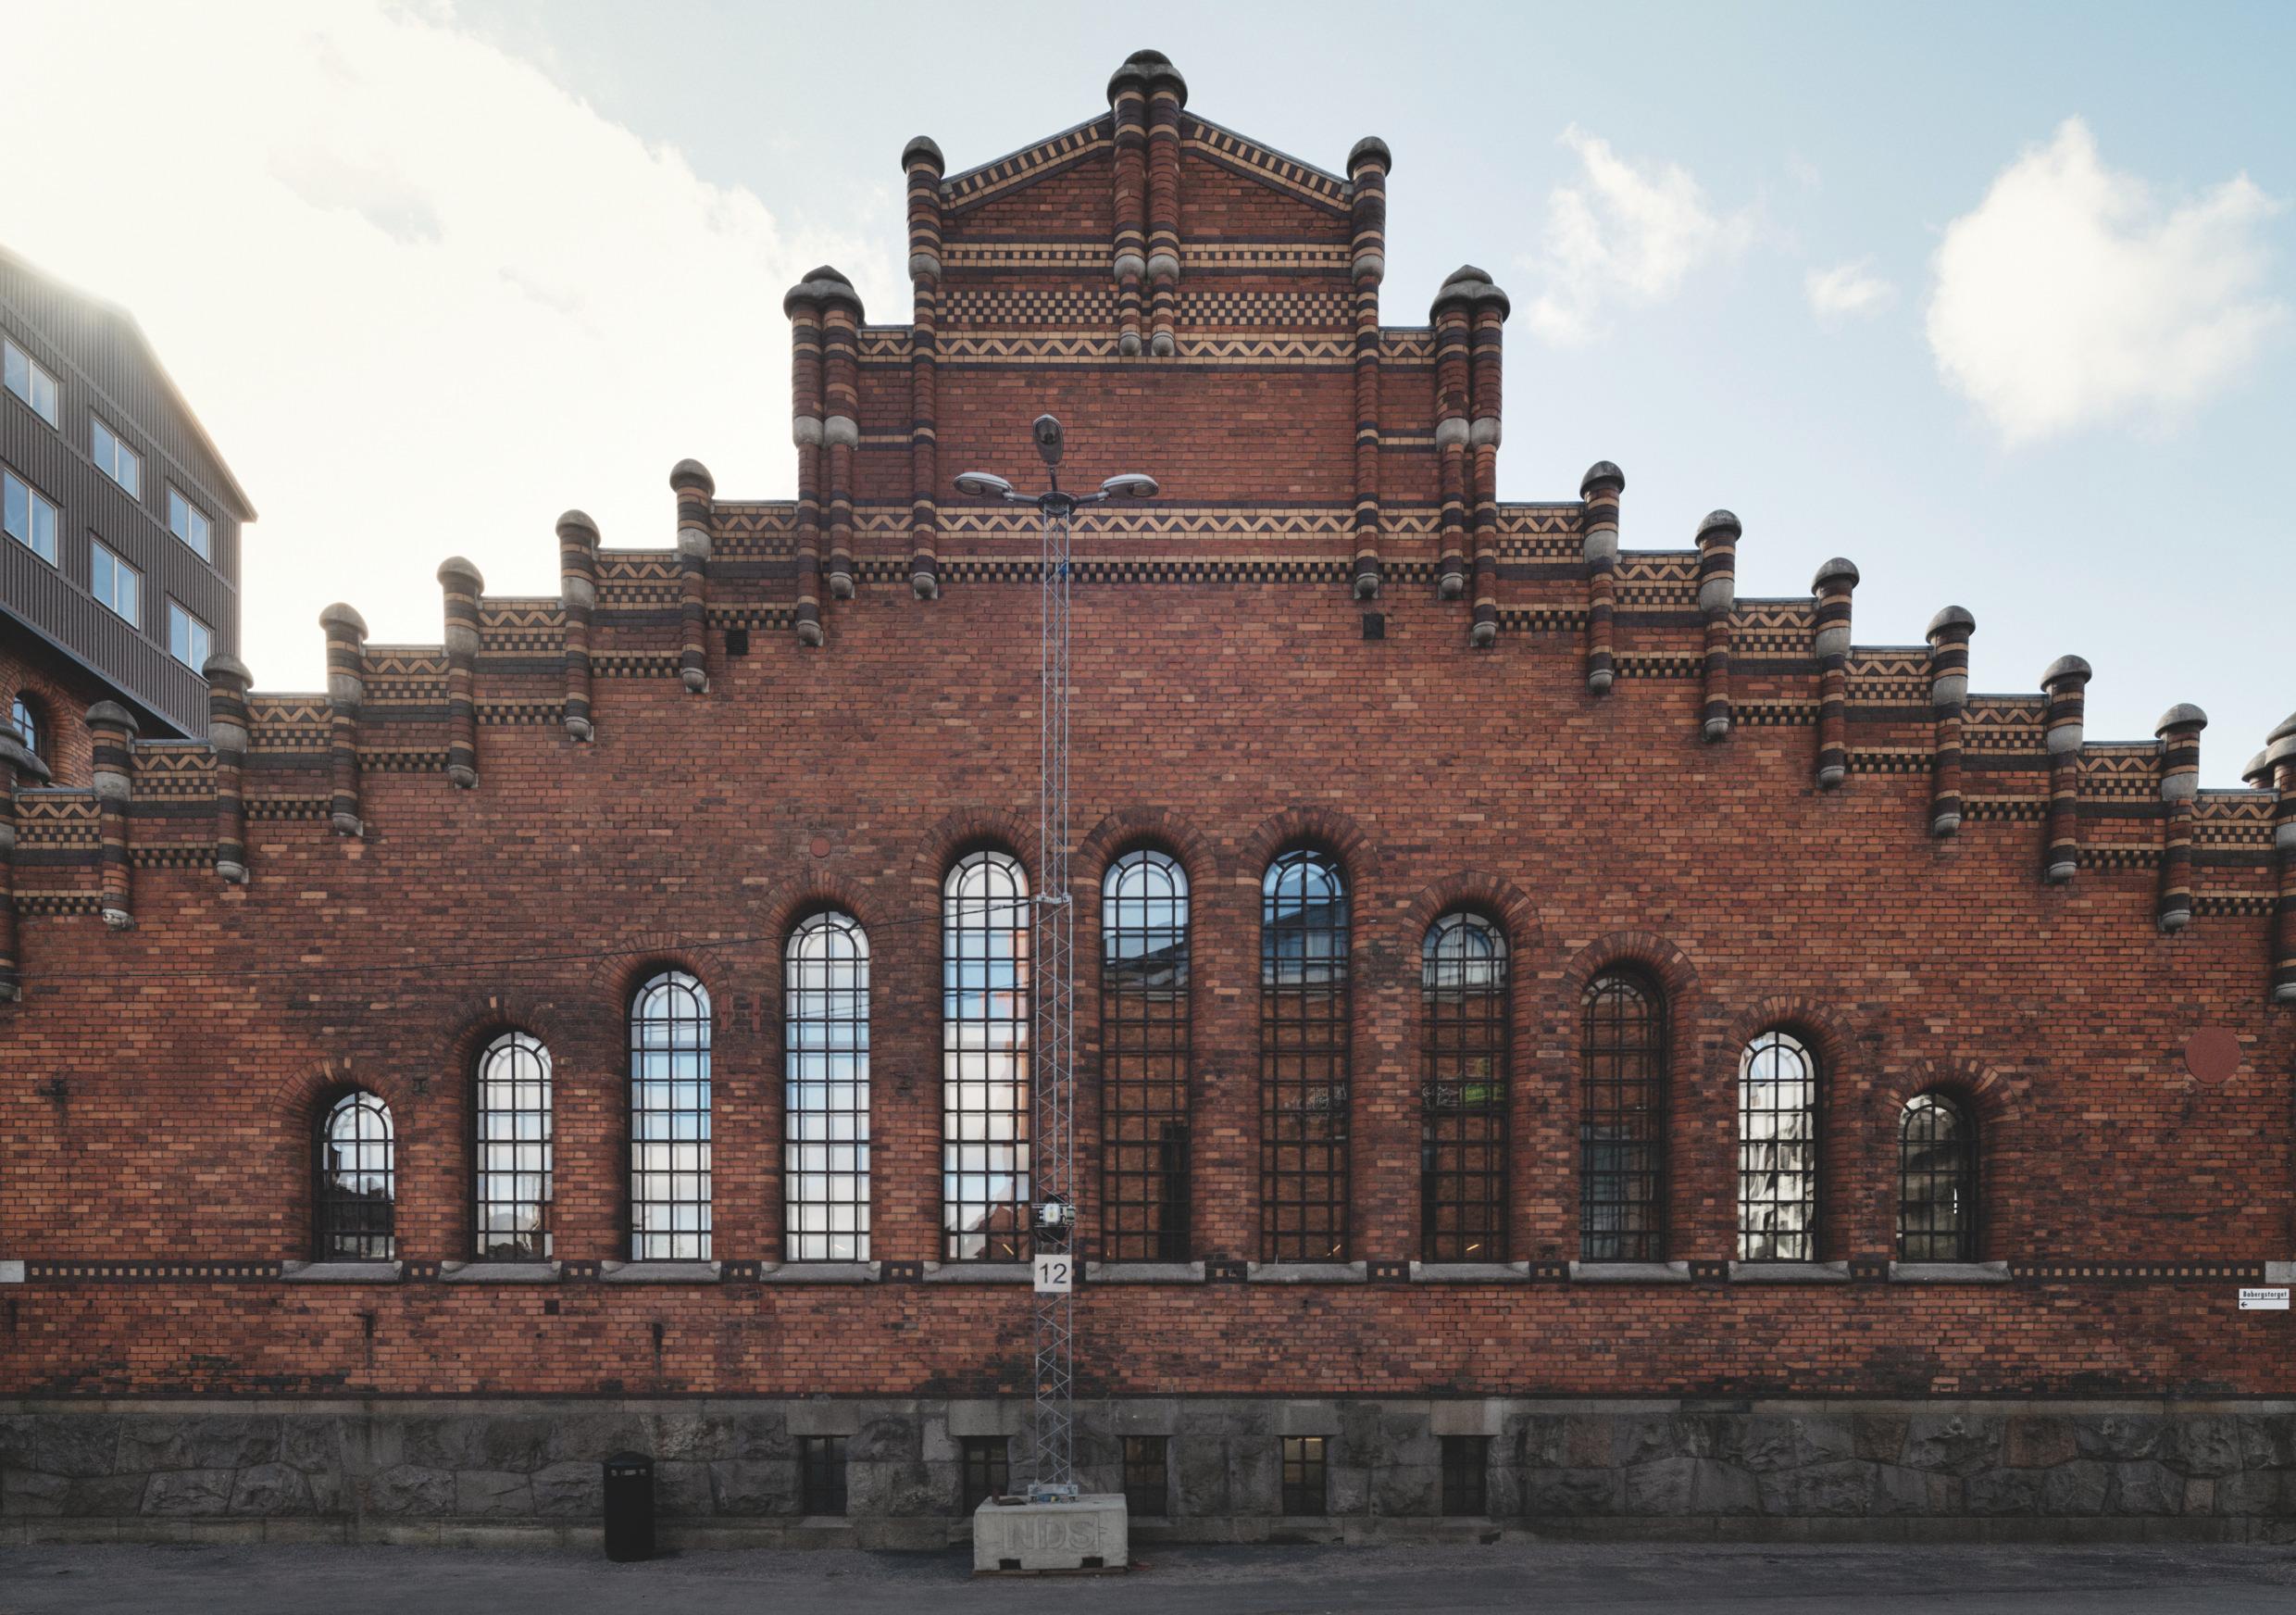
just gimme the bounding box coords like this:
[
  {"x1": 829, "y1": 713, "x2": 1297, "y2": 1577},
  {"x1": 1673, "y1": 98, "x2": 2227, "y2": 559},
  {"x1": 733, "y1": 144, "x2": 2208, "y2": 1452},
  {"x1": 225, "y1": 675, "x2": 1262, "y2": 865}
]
[
  {"x1": 1101, "y1": 849, "x2": 1191, "y2": 1261},
  {"x1": 8, "y1": 693, "x2": 41, "y2": 762},
  {"x1": 316, "y1": 1090, "x2": 393, "y2": 1261},
  {"x1": 1261, "y1": 848, "x2": 1350, "y2": 1261},
  {"x1": 1739, "y1": 1029, "x2": 1818, "y2": 1260},
  {"x1": 630, "y1": 970, "x2": 712, "y2": 1260},
  {"x1": 1421, "y1": 911, "x2": 1509, "y2": 1262},
  {"x1": 475, "y1": 1031, "x2": 552, "y2": 1260},
  {"x1": 1898, "y1": 1093, "x2": 1976, "y2": 1261},
  {"x1": 787, "y1": 910, "x2": 871, "y2": 1261},
  {"x1": 944, "y1": 850, "x2": 1030, "y2": 1260},
  {"x1": 1580, "y1": 971, "x2": 1667, "y2": 1260}
]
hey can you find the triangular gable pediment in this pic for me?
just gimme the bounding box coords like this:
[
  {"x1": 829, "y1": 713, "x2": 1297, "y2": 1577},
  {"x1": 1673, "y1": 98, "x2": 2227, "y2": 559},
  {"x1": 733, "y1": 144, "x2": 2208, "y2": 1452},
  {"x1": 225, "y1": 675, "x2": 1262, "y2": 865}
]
[{"x1": 942, "y1": 111, "x2": 1350, "y2": 219}]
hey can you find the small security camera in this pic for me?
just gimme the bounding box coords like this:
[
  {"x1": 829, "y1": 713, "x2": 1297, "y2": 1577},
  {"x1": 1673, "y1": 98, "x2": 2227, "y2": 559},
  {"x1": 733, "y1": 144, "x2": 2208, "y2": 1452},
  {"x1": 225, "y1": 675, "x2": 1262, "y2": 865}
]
[
  {"x1": 953, "y1": 471, "x2": 1014, "y2": 498},
  {"x1": 1100, "y1": 473, "x2": 1159, "y2": 500},
  {"x1": 1032, "y1": 413, "x2": 1065, "y2": 467}
]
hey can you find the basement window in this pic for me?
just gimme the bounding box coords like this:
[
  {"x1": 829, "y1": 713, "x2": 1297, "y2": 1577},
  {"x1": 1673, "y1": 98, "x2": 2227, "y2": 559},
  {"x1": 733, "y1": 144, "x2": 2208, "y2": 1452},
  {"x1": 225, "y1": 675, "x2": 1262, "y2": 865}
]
[
  {"x1": 1279, "y1": 1435, "x2": 1328, "y2": 1516},
  {"x1": 1123, "y1": 1435, "x2": 1169, "y2": 1517},
  {"x1": 959, "y1": 1436, "x2": 1009, "y2": 1513},
  {"x1": 1441, "y1": 1435, "x2": 1490, "y2": 1517},
  {"x1": 799, "y1": 1435, "x2": 848, "y2": 1517}
]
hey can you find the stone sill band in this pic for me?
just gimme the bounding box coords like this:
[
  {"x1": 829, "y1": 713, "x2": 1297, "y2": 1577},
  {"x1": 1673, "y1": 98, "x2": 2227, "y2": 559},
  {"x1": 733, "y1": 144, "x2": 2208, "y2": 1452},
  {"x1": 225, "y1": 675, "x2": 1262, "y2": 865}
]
[
  {"x1": 437, "y1": 1261, "x2": 561, "y2": 1283},
  {"x1": 599, "y1": 1260, "x2": 722, "y2": 1284},
  {"x1": 279, "y1": 1261, "x2": 403, "y2": 1283}
]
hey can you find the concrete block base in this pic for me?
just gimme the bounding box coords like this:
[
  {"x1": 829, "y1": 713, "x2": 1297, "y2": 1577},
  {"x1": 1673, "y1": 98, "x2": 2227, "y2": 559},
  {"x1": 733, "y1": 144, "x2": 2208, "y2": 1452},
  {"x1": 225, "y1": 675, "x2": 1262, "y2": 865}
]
[{"x1": 972, "y1": 1493, "x2": 1129, "y2": 1572}]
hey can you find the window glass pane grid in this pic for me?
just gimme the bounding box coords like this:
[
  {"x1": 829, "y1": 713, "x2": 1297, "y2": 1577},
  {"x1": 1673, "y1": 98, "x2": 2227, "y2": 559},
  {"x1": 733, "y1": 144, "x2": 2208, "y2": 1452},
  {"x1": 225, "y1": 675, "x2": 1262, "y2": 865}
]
[
  {"x1": 1102, "y1": 849, "x2": 1191, "y2": 1261},
  {"x1": 1441, "y1": 1435, "x2": 1490, "y2": 1517},
  {"x1": 168, "y1": 489, "x2": 212, "y2": 559},
  {"x1": 476, "y1": 1031, "x2": 553, "y2": 1259},
  {"x1": 959, "y1": 1436, "x2": 1010, "y2": 1513},
  {"x1": 91, "y1": 540, "x2": 137, "y2": 623},
  {"x1": 10, "y1": 695, "x2": 40, "y2": 761},
  {"x1": 943, "y1": 850, "x2": 1031, "y2": 1260},
  {"x1": 317, "y1": 1091, "x2": 393, "y2": 1260},
  {"x1": 799, "y1": 1435, "x2": 848, "y2": 1516},
  {"x1": 1279, "y1": 1435, "x2": 1327, "y2": 1516},
  {"x1": 4, "y1": 339, "x2": 59, "y2": 425},
  {"x1": 1122, "y1": 1435, "x2": 1169, "y2": 1518},
  {"x1": 1898, "y1": 1093, "x2": 1977, "y2": 1261},
  {"x1": 787, "y1": 911, "x2": 871, "y2": 1261},
  {"x1": 1421, "y1": 912, "x2": 1508, "y2": 1262},
  {"x1": 1261, "y1": 850, "x2": 1350, "y2": 1262},
  {"x1": 92, "y1": 417, "x2": 139, "y2": 496},
  {"x1": 630, "y1": 970, "x2": 712, "y2": 1260},
  {"x1": 3, "y1": 470, "x2": 57, "y2": 564},
  {"x1": 1739, "y1": 1030, "x2": 1818, "y2": 1261},
  {"x1": 1579, "y1": 973, "x2": 1667, "y2": 1260}
]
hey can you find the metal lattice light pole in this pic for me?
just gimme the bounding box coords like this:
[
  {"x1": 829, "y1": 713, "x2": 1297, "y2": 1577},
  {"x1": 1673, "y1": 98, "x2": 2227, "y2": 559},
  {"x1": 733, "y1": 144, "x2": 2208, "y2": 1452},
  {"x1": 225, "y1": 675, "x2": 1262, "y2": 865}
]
[{"x1": 955, "y1": 419, "x2": 1157, "y2": 1499}]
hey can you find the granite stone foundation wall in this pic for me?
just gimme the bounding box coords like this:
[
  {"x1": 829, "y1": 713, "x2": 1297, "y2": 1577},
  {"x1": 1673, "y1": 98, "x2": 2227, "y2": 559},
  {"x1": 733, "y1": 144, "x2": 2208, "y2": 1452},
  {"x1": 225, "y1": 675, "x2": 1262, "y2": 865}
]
[{"x1": 5, "y1": 1396, "x2": 2291, "y2": 1547}]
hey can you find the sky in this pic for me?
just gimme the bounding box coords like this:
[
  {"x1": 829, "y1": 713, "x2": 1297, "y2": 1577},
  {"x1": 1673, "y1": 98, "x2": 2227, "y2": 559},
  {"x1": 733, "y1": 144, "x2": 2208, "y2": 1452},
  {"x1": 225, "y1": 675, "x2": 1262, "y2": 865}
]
[{"x1": 3, "y1": 0, "x2": 2291, "y2": 779}]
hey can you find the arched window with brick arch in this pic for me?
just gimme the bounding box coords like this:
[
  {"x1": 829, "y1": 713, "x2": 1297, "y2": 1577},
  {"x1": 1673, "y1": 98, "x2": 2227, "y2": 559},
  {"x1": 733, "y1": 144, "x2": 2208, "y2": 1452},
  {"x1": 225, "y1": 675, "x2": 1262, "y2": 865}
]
[
  {"x1": 630, "y1": 970, "x2": 712, "y2": 1260},
  {"x1": 1739, "y1": 1029, "x2": 1819, "y2": 1260},
  {"x1": 943, "y1": 849, "x2": 1031, "y2": 1260},
  {"x1": 474, "y1": 1030, "x2": 552, "y2": 1260},
  {"x1": 1100, "y1": 848, "x2": 1191, "y2": 1261},
  {"x1": 1420, "y1": 910, "x2": 1509, "y2": 1262},
  {"x1": 1261, "y1": 847, "x2": 1351, "y2": 1262},
  {"x1": 315, "y1": 1089, "x2": 394, "y2": 1261},
  {"x1": 1898, "y1": 1092, "x2": 1977, "y2": 1261},
  {"x1": 786, "y1": 909, "x2": 871, "y2": 1261},
  {"x1": 1580, "y1": 970, "x2": 1668, "y2": 1260},
  {"x1": 8, "y1": 691, "x2": 43, "y2": 765}
]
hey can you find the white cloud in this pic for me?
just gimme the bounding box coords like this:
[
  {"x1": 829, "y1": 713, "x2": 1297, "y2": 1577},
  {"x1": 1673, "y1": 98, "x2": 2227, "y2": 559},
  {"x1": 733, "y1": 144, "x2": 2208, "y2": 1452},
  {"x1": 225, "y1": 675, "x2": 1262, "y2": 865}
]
[
  {"x1": 1521, "y1": 126, "x2": 1755, "y2": 344},
  {"x1": 1805, "y1": 259, "x2": 1897, "y2": 325},
  {"x1": 0, "y1": 1, "x2": 886, "y2": 688},
  {"x1": 1927, "y1": 118, "x2": 2286, "y2": 444}
]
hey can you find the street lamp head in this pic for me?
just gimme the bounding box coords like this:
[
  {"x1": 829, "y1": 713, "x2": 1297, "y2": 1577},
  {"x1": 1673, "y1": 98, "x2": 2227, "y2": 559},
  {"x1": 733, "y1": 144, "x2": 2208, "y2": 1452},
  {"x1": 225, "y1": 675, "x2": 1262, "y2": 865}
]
[
  {"x1": 1032, "y1": 413, "x2": 1065, "y2": 468},
  {"x1": 952, "y1": 470, "x2": 1014, "y2": 499},
  {"x1": 1100, "y1": 473, "x2": 1159, "y2": 500}
]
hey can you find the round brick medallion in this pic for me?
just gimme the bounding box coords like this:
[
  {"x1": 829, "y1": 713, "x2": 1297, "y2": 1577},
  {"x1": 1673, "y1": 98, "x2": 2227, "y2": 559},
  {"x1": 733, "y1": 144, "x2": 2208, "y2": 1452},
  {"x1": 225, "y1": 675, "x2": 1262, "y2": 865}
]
[
  {"x1": 809, "y1": 835, "x2": 831, "y2": 859},
  {"x1": 2182, "y1": 1026, "x2": 2240, "y2": 1083}
]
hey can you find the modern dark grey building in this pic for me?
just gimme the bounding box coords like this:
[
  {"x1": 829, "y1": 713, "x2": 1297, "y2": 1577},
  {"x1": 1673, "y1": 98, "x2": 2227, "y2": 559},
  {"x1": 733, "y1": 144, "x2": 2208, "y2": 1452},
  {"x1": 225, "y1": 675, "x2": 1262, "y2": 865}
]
[{"x1": 1, "y1": 242, "x2": 252, "y2": 766}]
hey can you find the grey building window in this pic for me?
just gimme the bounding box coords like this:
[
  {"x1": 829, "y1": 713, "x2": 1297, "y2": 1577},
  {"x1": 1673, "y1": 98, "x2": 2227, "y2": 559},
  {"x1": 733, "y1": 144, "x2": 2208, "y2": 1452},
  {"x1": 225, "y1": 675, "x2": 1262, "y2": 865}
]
[
  {"x1": 3, "y1": 468, "x2": 57, "y2": 563},
  {"x1": 167, "y1": 599, "x2": 210, "y2": 669},
  {"x1": 475, "y1": 1030, "x2": 553, "y2": 1260},
  {"x1": 91, "y1": 415, "x2": 139, "y2": 497},
  {"x1": 1122, "y1": 1435, "x2": 1169, "y2": 1517},
  {"x1": 316, "y1": 1089, "x2": 394, "y2": 1261},
  {"x1": 1441, "y1": 1435, "x2": 1490, "y2": 1517},
  {"x1": 167, "y1": 487, "x2": 212, "y2": 560},
  {"x1": 1899, "y1": 1093, "x2": 1977, "y2": 1261},
  {"x1": 959, "y1": 1436, "x2": 1009, "y2": 1513},
  {"x1": 630, "y1": 970, "x2": 712, "y2": 1260},
  {"x1": 91, "y1": 538, "x2": 139, "y2": 625},
  {"x1": 3, "y1": 338, "x2": 57, "y2": 426},
  {"x1": 1740, "y1": 1030, "x2": 1819, "y2": 1261},
  {"x1": 943, "y1": 848, "x2": 1031, "y2": 1260},
  {"x1": 1279, "y1": 1435, "x2": 1328, "y2": 1516},
  {"x1": 799, "y1": 1435, "x2": 848, "y2": 1516},
  {"x1": 786, "y1": 910, "x2": 871, "y2": 1260}
]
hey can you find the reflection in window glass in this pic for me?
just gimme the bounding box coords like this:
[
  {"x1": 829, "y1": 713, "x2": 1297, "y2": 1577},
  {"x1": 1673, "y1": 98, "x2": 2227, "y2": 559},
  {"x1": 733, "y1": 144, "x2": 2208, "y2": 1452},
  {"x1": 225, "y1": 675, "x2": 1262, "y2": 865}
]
[
  {"x1": 4, "y1": 469, "x2": 58, "y2": 563},
  {"x1": 1101, "y1": 849, "x2": 1191, "y2": 1260},
  {"x1": 1261, "y1": 849, "x2": 1350, "y2": 1261},
  {"x1": 1899, "y1": 1093, "x2": 1977, "y2": 1261},
  {"x1": 91, "y1": 539, "x2": 139, "y2": 624},
  {"x1": 1580, "y1": 972, "x2": 1667, "y2": 1260},
  {"x1": 787, "y1": 911, "x2": 871, "y2": 1260},
  {"x1": 317, "y1": 1090, "x2": 394, "y2": 1260},
  {"x1": 92, "y1": 415, "x2": 140, "y2": 496},
  {"x1": 476, "y1": 1031, "x2": 553, "y2": 1259},
  {"x1": 630, "y1": 970, "x2": 711, "y2": 1259},
  {"x1": 1739, "y1": 1030, "x2": 1818, "y2": 1260},
  {"x1": 168, "y1": 488, "x2": 212, "y2": 559},
  {"x1": 943, "y1": 850, "x2": 1030, "y2": 1259},
  {"x1": 3, "y1": 339, "x2": 58, "y2": 425},
  {"x1": 1420, "y1": 911, "x2": 1508, "y2": 1262},
  {"x1": 168, "y1": 600, "x2": 211, "y2": 669}
]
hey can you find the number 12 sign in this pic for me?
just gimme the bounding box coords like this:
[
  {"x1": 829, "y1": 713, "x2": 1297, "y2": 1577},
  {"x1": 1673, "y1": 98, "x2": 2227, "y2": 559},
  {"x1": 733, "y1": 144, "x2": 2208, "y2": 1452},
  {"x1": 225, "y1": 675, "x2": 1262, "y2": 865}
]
[{"x1": 1033, "y1": 1253, "x2": 1075, "y2": 1295}]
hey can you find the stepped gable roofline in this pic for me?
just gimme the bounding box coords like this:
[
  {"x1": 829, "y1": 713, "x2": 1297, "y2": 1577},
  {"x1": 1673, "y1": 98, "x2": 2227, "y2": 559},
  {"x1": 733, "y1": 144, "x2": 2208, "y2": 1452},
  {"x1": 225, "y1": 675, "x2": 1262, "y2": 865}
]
[{"x1": 0, "y1": 239, "x2": 257, "y2": 520}]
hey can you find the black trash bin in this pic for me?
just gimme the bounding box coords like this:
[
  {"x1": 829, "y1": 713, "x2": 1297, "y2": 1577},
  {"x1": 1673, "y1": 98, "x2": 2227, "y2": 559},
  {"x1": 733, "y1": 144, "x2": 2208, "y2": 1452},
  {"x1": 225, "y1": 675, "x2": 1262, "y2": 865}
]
[{"x1": 602, "y1": 1450, "x2": 655, "y2": 1561}]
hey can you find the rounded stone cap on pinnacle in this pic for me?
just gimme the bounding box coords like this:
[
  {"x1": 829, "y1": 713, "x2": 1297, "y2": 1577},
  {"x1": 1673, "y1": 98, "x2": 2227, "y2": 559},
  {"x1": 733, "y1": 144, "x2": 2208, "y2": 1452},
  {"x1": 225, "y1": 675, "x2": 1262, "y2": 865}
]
[
  {"x1": 668, "y1": 458, "x2": 716, "y2": 495},
  {"x1": 556, "y1": 508, "x2": 600, "y2": 540},
  {"x1": 2154, "y1": 703, "x2": 2208, "y2": 735},
  {"x1": 1109, "y1": 50, "x2": 1185, "y2": 103},
  {"x1": 1696, "y1": 509, "x2": 1741, "y2": 543},
  {"x1": 2268, "y1": 712, "x2": 2296, "y2": 765},
  {"x1": 1348, "y1": 135, "x2": 1391, "y2": 175},
  {"x1": 200, "y1": 653, "x2": 251, "y2": 686},
  {"x1": 1926, "y1": 605, "x2": 1977, "y2": 641},
  {"x1": 2041, "y1": 653, "x2": 2093, "y2": 688},
  {"x1": 436, "y1": 556, "x2": 485, "y2": 593},
  {"x1": 2271, "y1": 710, "x2": 2296, "y2": 745},
  {"x1": 85, "y1": 699, "x2": 139, "y2": 735},
  {"x1": 318, "y1": 602, "x2": 368, "y2": 640},
  {"x1": 1812, "y1": 557, "x2": 1860, "y2": 593},
  {"x1": 783, "y1": 264, "x2": 859, "y2": 316},
  {"x1": 1432, "y1": 263, "x2": 1497, "y2": 315},
  {"x1": 1580, "y1": 460, "x2": 1626, "y2": 497},
  {"x1": 902, "y1": 134, "x2": 943, "y2": 173},
  {"x1": 2242, "y1": 750, "x2": 2272, "y2": 785}
]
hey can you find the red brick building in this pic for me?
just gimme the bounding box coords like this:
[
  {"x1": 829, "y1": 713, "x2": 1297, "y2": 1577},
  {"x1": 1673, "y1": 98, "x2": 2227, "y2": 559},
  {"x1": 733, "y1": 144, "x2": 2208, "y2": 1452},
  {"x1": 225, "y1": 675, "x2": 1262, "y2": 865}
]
[{"x1": 3, "y1": 53, "x2": 2293, "y2": 1544}]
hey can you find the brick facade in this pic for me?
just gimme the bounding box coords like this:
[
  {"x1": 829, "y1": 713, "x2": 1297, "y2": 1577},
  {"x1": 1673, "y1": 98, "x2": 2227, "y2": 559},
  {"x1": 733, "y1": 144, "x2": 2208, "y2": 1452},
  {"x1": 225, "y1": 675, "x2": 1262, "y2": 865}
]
[{"x1": 2, "y1": 52, "x2": 2292, "y2": 1537}]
